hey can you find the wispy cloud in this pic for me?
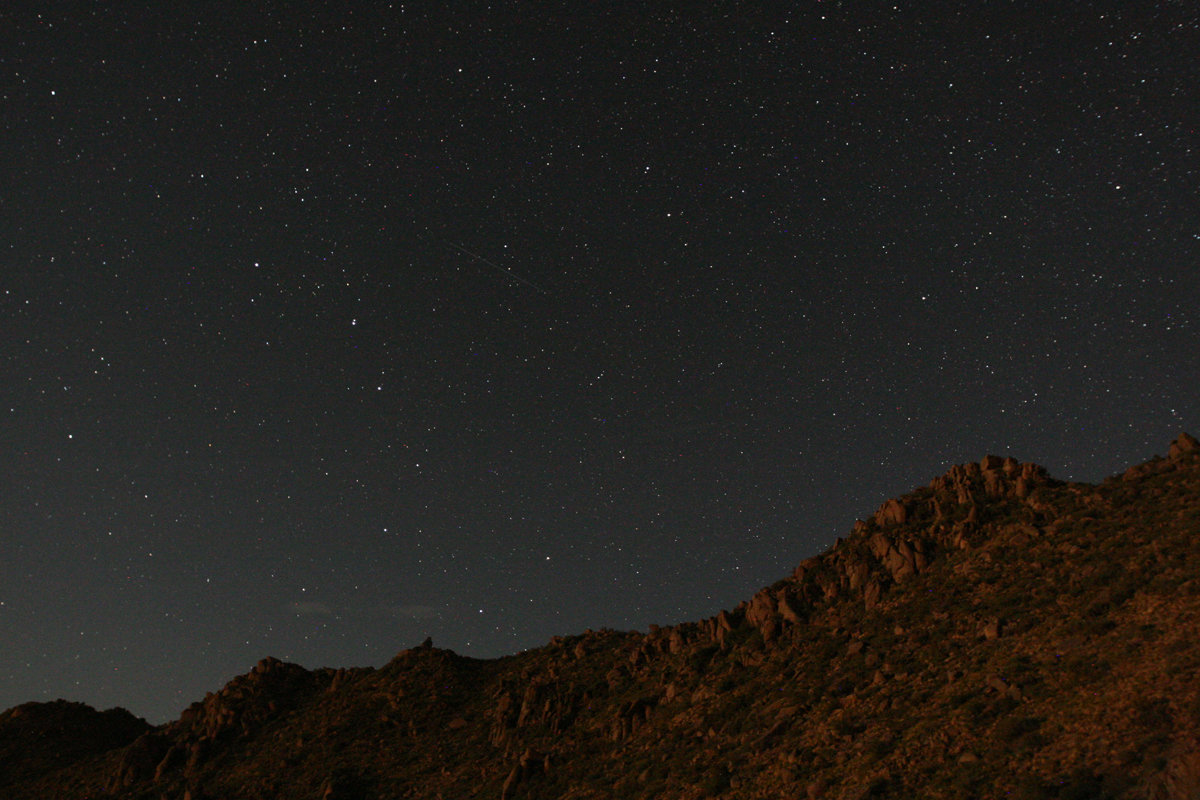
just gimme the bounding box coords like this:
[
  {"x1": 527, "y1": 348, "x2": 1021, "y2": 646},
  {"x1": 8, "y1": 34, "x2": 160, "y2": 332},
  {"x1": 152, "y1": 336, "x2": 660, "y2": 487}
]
[{"x1": 383, "y1": 605, "x2": 439, "y2": 620}]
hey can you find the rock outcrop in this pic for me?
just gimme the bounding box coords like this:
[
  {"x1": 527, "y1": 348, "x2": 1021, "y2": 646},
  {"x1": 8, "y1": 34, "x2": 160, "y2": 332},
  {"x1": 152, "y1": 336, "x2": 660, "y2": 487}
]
[{"x1": 4, "y1": 434, "x2": 1199, "y2": 800}]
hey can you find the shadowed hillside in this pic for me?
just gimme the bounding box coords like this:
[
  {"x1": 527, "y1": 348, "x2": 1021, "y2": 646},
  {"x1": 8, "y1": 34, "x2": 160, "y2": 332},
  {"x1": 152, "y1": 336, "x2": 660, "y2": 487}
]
[{"x1": 4, "y1": 434, "x2": 1199, "y2": 800}]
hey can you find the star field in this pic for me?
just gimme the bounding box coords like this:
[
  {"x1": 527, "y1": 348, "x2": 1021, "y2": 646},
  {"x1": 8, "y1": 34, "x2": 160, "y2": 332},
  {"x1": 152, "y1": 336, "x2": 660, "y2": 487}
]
[{"x1": 1, "y1": 3, "x2": 1196, "y2": 723}]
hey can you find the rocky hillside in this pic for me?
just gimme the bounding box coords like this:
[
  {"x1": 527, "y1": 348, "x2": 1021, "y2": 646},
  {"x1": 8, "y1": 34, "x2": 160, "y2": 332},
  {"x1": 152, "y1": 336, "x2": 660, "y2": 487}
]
[{"x1": 4, "y1": 434, "x2": 1200, "y2": 800}]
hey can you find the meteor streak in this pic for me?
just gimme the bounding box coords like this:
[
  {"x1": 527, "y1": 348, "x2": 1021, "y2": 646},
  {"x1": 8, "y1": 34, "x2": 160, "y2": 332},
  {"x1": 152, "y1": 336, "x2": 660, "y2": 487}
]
[{"x1": 447, "y1": 242, "x2": 548, "y2": 294}]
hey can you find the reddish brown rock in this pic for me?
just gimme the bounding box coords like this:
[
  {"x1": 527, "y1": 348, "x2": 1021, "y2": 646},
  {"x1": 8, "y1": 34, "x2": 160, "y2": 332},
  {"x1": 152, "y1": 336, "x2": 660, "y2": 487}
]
[
  {"x1": 980, "y1": 454, "x2": 1004, "y2": 471},
  {"x1": 745, "y1": 589, "x2": 778, "y2": 629},
  {"x1": 3, "y1": 435, "x2": 1197, "y2": 800},
  {"x1": 846, "y1": 560, "x2": 870, "y2": 591},
  {"x1": 779, "y1": 595, "x2": 805, "y2": 625},
  {"x1": 874, "y1": 498, "x2": 908, "y2": 527},
  {"x1": 1169, "y1": 432, "x2": 1199, "y2": 460},
  {"x1": 863, "y1": 579, "x2": 882, "y2": 610}
]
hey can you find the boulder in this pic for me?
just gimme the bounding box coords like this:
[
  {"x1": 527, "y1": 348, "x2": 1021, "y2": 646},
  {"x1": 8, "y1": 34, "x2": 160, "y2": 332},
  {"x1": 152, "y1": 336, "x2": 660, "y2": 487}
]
[
  {"x1": 874, "y1": 498, "x2": 907, "y2": 527},
  {"x1": 516, "y1": 684, "x2": 541, "y2": 727},
  {"x1": 745, "y1": 589, "x2": 777, "y2": 628},
  {"x1": 108, "y1": 732, "x2": 170, "y2": 791},
  {"x1": 863, "y1": 580, "x2": 882, "y2": 610},
  {"x1": 868, "y1": 533, "x2": 892, "y2": 560},
  {"x1": 500, "y1": 746, "x2": 544, "y2": 798},
  {"x1": 985, "y1": 674, "x2": 1009, "y2": 693},
  {"x1": 778, "y1": 595, "x2": 805, "y2": 625},
  {"x1": 845, "y1": 561, "x2": 870, "y2": 591},
  {"x1": 761, "y1": 616, "x2": 780, "y2": 645},
  {"x1": 1169, "y1": 432, "x2": 1199, "y2": 460}
]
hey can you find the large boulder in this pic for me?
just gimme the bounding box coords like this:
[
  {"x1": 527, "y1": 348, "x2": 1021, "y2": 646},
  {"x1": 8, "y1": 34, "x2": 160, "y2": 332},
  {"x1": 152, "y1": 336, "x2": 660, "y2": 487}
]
[{"x1": 1169, "y1": 432, "x2": 1199, "y2": 460}]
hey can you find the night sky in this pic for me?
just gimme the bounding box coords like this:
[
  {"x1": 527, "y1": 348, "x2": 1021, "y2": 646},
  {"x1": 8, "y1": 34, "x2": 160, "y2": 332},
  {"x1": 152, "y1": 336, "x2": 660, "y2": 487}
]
[{"x1": 2, "y1": 3, "x2": 1196, "y2": 724}]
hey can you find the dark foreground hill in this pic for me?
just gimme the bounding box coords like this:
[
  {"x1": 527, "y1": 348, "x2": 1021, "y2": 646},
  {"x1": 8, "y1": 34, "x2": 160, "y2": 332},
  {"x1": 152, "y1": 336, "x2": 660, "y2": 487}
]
[{"x1": 4, "y1": 434, "x2": 1200, "y2": 800}]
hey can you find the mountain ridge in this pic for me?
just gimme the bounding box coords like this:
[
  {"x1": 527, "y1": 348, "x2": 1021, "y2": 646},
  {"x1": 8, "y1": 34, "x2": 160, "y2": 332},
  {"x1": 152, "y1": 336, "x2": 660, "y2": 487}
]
[{"x1": 4, "y1": 433, "x2": 1199, "y2": 800}]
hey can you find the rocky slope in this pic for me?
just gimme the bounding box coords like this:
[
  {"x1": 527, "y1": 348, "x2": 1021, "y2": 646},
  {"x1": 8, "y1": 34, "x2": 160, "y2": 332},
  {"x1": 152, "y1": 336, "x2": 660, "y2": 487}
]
[{"x1": 4, "y1": 433, "x2": 1200, "y2": 800}]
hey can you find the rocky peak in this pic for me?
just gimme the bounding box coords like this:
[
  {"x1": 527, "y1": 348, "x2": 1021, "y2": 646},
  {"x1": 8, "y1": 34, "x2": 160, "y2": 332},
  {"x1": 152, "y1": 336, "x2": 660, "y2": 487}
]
[
  {"x1": 5, "y1": 434, "x2": 1199, "y2": 800},
  {"x1": 0, "y1": 700, "x2": 150, "y2": 792},
  {"x1": 174, "y1": 656, "x2": 324, "y2": 742},
  {"x1": 1169, "y1": 431, "x2": 1199, "y2": 460}
]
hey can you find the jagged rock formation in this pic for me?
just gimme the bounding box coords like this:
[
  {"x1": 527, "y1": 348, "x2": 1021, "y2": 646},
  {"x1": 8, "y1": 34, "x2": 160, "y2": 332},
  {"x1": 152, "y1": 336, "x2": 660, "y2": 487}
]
[{"x1": 3, "y1": 433, "x2": 1200, "y2": 800}]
